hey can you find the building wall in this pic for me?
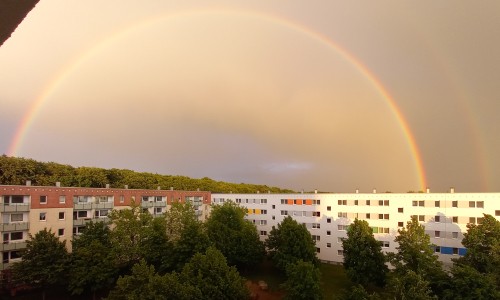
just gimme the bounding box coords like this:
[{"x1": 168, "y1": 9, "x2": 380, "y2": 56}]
[{"x1": 212, "y1": 191, "x2": 500, "y2": 266}]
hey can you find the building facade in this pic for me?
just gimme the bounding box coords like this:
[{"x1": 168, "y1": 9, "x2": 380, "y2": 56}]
[
  {"x1": 0, "y1": 183, "x2": 211, "y2": 270},
  {"x1": 213, "y1": 189, "x2": 500, "y2": 265}
]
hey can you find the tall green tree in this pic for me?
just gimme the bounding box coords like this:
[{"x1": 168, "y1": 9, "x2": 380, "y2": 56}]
[
  {"x1": 108, "y1": 201, "x2": 152, "y2": 270},
  {"x1": 69, "y1": 221, "x2": 117, "y2": 299},
  {"x1": 266, "y1": 216, "x2": 319, "y2": 271},
  {"x1": 390, "y1": 270, "x2": 437, "y2": 300},
  {"x1": 282, "y1": 260, "x2": 322, "y2": 300},
  {"x1": 11, "y1": 229, "x2": 69, "y2": 300},
  {"x1": 180, "y1": 247, "x2": 249, "y2": 300},
  {"x1": 388, "y1": 216, "x2": 447, "y2": 297},
  {"x1": 457, "y1": 214, "x2": 500, "y2": 276},
  {"x1": 205, "y1": 201, "x2": 265, "y2": 269},
  {"x1": 140, "y1": 216, "x2": 171, "y2": 271},
  {"x1": 342, "y1": 219, "x2": 388, "y2": 287}
]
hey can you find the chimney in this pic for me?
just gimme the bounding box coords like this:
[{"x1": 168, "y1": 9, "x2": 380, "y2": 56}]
[
  {"x1": 106, "y1": 184, "x2": 110, "y2": 189},
  {"x1": 55, "y1": 182, "x2": 60, "y2": 187},
  {"x1": 197, "y1": 188, "x2": 200, "y2": 191},
  {"x1": 268, "y1": 190, "x2": 271, "y2": 194},
  {"x1": 301, "y1": 189, "x2": 304, "y2": 194},
  {"x1": 373, "y1": 188, "x2": 377, "y2": 194},
  {"x1": 124, "y1": 185, "x2": 128, "y2": 189},
  {"x1": 157, "y1": 186, "x2": 161, "y2": 190},
  {"x1": 314, "y1": 189, "x2": 318, "y2": 194},
  {"x1": 355, "y1": 189, "x2": 359, "y2": 194},
  {"x1": 450, "y1": 187, "x2": 455, "y2": 194},
  {"x1": 426, "y1": 188, "x2": 430, "y2": 193},
  {"x1": 26, "y1": 180, "x2": 31, "y2": 186}
]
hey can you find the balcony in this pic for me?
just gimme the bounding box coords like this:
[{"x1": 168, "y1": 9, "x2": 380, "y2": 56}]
[
  {"x1": 1, "y1": 241, "x2": 27, "y2": 252},
  {"x1": 73, "y1": 218, "x2": 92, "y2": 226},
  {"x1": 0, "y1": 222, "x2": 29, "y2": 232},
  {"x1": 93, "y1": 202, "x2": 114, "y2": 209},
  {"x1": 74, "y1": 203, "x2": 93, "y2": 210},
  {"x1": 0, "y1": 204, "x2": 30, "y2": 212}
]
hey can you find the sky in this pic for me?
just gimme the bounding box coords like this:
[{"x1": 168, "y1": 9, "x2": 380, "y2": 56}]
[{"x1": 1, "y1": 1, "x2": 499, "y2": 193}]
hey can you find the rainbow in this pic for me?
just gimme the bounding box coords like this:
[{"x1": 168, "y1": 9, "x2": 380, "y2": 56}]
[{"x1": 7, "y1": 9, "x2": 427, "y2": 190}]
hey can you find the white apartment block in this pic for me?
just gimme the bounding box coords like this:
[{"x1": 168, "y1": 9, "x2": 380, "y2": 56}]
[{"x1": 213, "y1": 189, "x2": 500, "y2": 265}]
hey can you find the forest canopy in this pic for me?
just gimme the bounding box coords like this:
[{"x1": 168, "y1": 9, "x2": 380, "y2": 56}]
[{"x1": 0, "y1": 155, "x2": 294, "y2": 193}]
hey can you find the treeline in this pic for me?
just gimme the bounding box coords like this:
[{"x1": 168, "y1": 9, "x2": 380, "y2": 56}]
[{"x1": 0, "y1": 155, "x2": 294, "y2": 193}]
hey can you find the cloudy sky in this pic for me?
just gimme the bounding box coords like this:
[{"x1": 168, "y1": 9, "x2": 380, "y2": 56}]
[{"x1": 1, "y1": 1, "x2": 499, "y2": 193}]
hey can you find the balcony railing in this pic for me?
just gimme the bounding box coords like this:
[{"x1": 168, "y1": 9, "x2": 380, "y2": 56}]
[
  {"x1": 0, "y1": 204, "x2": 30, "y2": 212},
  {"x1": 0, "y1": 222, "x2": 29, "y2": 232},
  {"x1": 1, "y1": 241, "x2": 27, "y2": 252}
]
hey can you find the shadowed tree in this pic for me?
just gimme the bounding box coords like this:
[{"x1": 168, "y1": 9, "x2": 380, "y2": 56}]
[
  {"x1": 282, "y1": 260, "x2": 322, "y2": 300},
  {"x1": 342, "y1": 218, "x2": 388, "y2": 287},
  {"x1": 11, "y1": 229, "x2": 69, "y2": 300},
  {"x1": 266, "y1": 216, "x2": 319, "y2": 272}
]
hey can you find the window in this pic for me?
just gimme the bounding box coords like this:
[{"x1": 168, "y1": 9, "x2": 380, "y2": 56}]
[
  {"x1": 312, "y1": 223, "x2": 320, "y2": 229},
  {"x1": 260, "y1": 220, "x2": 267, "y2": 225},
  {"x1": 398, "y1": 222, "x2": 404, "y2": 227},
  {"x1": 412, "y1": 201, "x2": 418, "y2": 207},
  {"x1": 40, "y1": 195, "x2": 47, "y2": 204},
  {"x1": 59, "y1": 196, "x2": 66, "y2": 204},
  {"x1": 452, "y1": 216, "x2": 458, "y2": 223},
  {"x1": 384, "y1": 200, "x2": 389, "y2": 206},
  {"x1": 435, "y1": 246, "x2": 441, "y2": 253},
  {"x1": 312, "y1": 211, "x2": 320, "y2": 217},
  {"x1": 469, "y1": 201, "x2": 475, "y2": 208},
  {"x1": 384, "y1": 214, "x2": 389, "y2": 220},
  {"x1": 327, "y1": 243, "x2": 331, "y2": 248},
  {"x1": 366, "y1": 213, "x2": 371, "y2": 219},
  {"x1": 379, "y1": 200, "x2": 383, "y2": 206},
  {"x1": 39, "y1": 213, "x2": 46, "y2": 221},
  {"x1": 73, "y1": 226, "x2": 85, "y2": 235},
  {"x1": 337, "y1": 250, "x2": 344, "y2": 256},
  {"x1": 378, "y1": 214, "x2": 389, "y2": 220},
  {"x1": 281, "y1": 210, "x2": 288, "y2": 216},
  {"x1": 398, "y1": 207, "x2": 404, "y2": 213},
  {"x1": 327, "y1": 218, "x2": 332, "y2": 223},
  {"x1": 435, "y1": 216, "x2": 440, "y2": 223},
  {"x1": 261, "y1": 199, "x2": 267, "y2": 204},
  {"x1": 419, "y1": 215, "x2": 425, "y2": 222},
  {"x1": 338, "y1": 212, "x2": 347, "y2": 218},
  {"x1": 453, "y1": 248, "x2": 459, "y2": 255},
  {"x1": 10, "y1": 214, "x2": 23, "y2": 222},
  {"x1": 338, "y1": 225, "x2": 347, "y2": 231},
  {"x1": 261, "y1": 210, "x2": 267, "y2": 215},
  {"x1": 281, "y1": 199, "x2": 287, "y2": 204},
  {"x1": 478, "y1": 217, "x2": 484, "y2": 224},
  {"x1": 316, "y1": 248, "x2": 320, "y2": 253},
  {"x1": 366, "y1": 200, "x2": 370, "y2": 206},
  {"x1": 435, "y1": 201, "x2": 440, "y2": 207},
  {"x1": 236, "y1": 199, "x2": 241, "y2": 203},
  {"x1": 378, "y1": 214, "x2": 383, "y2": 219},
  {"x1": 477, "y1": 201, "x2": 484, "y2": 208},
  {"x1": 314, "y1": 200, "x2": 321, "y2": 205},
  {"x1": 419, "y1": 201, "x2": 424, "y2": 207},
  {"x1": 337, "y1": 237, "x2": 343, "y2": 243},
  {"x1": 469, "y1": 217, "x2": 476, "y2": 224},
  {"x1": 338, "y1": 200, "x2": 347, "y2": 205},
  {"x1": 58, "y1": 212, "x2": 65, "y2": 220},
  {"x1": 120, "y1": 196, "x2": 124, "y2": 203},
  {"x1": 272, "y1": 205, "x2": 275, "y2": 209},
  {"x1": 452, "y1": 201, "x2": 458, "y2": 208},
  {"x1": 452, "y1": 232, "x2": 458, "y2": 239},
  {"x1": 435, "y1": 231, "x2": 441, "y2": 238},
  {"x1": 354, "y1": 200, "x2": 359, "y2": 206},
  {"x1": 272, "y1": 216, "x2": 275, "y2": 220},
  {"x1": 260, "y1": 231, "x2": 267, "y2": 236},
  {"x1": 58, "y1": 229, "x2": 64, "y2": 236},
  {"x1": 95, "y1": 210, "x2": 109, "y2": 218},
  {"x1": 326, "y1": 230, "x2": 331, "y2": 236},
  {"x1": 312, "y1": 235, "x2": 320, "y2": 242},
  {"x1": 327, "y1": 206, "x2": 331, "y2": 211},
  {"x1": 155, "y1": 207, "x2": 163, "y2": 214},
  {"x1": 382, "y1": 241, "x2": 390, "y2": 248},
  {"x1": 77, "y1": 211, "x2": 88, "y2": 219}
]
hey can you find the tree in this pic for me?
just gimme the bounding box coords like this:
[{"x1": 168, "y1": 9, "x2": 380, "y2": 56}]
[
  {"x1": 389, "y1": 270, "x2": 437, "y2": 300},
  {"x1": 11, "y1": 229, "x2": 69, "y2": 300},
  {"x1": 342, "y1": 219, "x2": 388, "y2": 287},
  {"x1": 266, "y1": 216, "x2": 319, "y2": 271},
  {"x1": 69, "y1": 221, "x2": 117, "y2": 299},
  {"x1": 281, "y1": 260, "x2": 322, "y2": 300},
  {"x1": 107, "y1": 260, "x2": 199, "y2": 300},
  {"x1": 205, "y1": 201, "x2": 265, "y2": 269},
  {"x1": 180, "y1": 247, "x2": 250, "y2": 300},
  {"x1": 139, "y1": 216, "x2": 172, "y2": 271},
  {"x1": 458, "y1": 214, "x2": 500, "y2": 275},
  {"x1": 341, "y1": 284, "x2": 381, "y2": 300},
  {"x1": 108, "y1": 201, "x2": 152, "y2": 270},
  {"x1": 388, "y1": 216, "x2": 447, "y2": 296},
  {"x1": 442, "y1": 264, "x2": 500, "y2": 300}
]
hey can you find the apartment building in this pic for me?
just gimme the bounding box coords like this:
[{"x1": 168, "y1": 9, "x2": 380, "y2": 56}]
[
  {"x1": 0, "y1": 183, "x2": 211, "y2": 270},
  {"x1": 213, "y1": 189, "x2": 500, "y2": 265}
]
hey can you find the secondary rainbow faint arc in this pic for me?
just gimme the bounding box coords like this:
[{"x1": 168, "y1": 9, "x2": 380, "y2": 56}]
[{"x1": 7, "y1": 9, "x2": 427, "y2": 190}]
